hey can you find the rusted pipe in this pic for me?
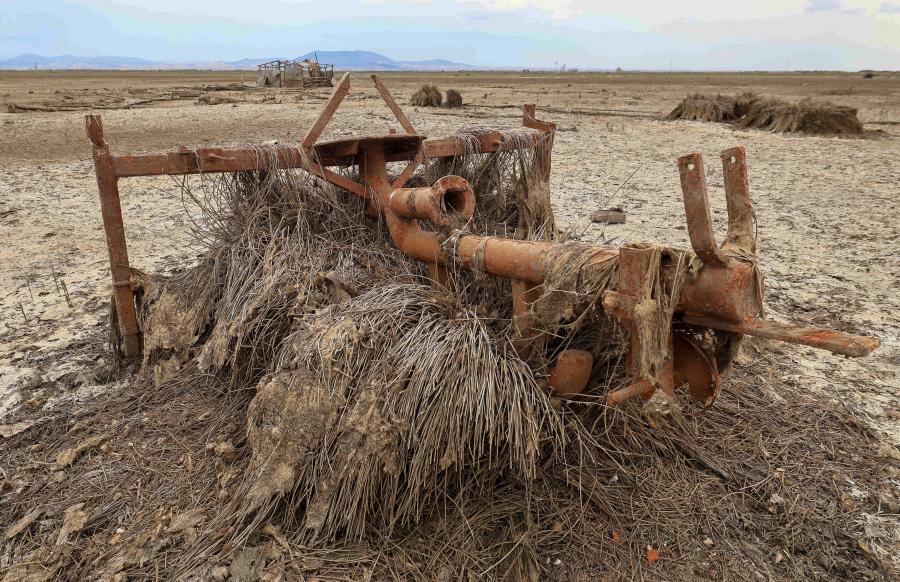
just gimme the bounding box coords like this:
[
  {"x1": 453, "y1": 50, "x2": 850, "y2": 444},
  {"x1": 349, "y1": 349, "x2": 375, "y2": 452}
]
[
  {"x1": 358, "y1": 138, "x2": 877, "y2": 363},
  {"x1": 361, "y1": 140, "x2": 616, "y2": 283},
  {"x1": 681, "y1": 314, "x2": 880, "y2": 357},
  {"x1": 672, "y1": 260, "x2": 762, "y2": 323},
  {"x1": 606, "y1": 379, "x2": 655, "y2": 406},
  {"x1": 511, "y1": 279, "x2": 542, "y2": 357},
  {"x1": 388, "y1": 175, "x2": 475, "y2": 227},
  {"x1": 360, "y1": 143, "x2": 441, "y2": 264}
]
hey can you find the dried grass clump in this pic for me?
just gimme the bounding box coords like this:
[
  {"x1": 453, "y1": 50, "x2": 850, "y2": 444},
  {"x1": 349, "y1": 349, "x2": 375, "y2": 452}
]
[
  {"x1": 2, "y1": 335, "x2": 894, "y2": 580},
  {"x1": 410, "y1": 84, "x2": 443, "y2": 107},
  {"x1": 245, "y1": 283, "x2": 563, "y2": 541},
  {"x1": 741, "y1": 97, "x2": 863, "y2": 134},
  {"x1": 668, "y1": 92, "x2": 864, "y2": 135},
  {"x1": 445, "y1": 88, "x2": 463, "y2": 108}
]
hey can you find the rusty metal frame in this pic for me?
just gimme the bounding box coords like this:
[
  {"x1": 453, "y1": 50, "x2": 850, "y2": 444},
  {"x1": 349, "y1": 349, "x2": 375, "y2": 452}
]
[
  {"x1": 86, "y1": 116, "x2": 141, "y2": 357},
  {"x1": 86, "y1": 73, "x2": 879, "y2": 409},
  {"x1": 85, "y1": 74, "x2": 555, "y2": 358}
]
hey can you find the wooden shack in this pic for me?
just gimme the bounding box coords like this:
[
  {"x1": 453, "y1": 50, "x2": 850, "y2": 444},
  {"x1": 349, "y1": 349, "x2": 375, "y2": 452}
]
[{"x1": 256, "y1": 59, "x2": 334, "y2": 88}]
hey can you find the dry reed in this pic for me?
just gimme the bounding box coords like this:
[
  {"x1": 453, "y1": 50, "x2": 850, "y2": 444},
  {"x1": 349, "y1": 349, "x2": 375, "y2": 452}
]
[
  {"x1": 668, "y1": 93, "x2": 864, "y2": 135},
  {"x1": 410, "y1": 84, "x2": 443, "y2": 107}
]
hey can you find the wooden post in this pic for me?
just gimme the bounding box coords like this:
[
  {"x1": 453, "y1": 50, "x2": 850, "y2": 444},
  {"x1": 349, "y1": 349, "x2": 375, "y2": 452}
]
[{"x1": 85, "y1": 115, "x2": 140, "y2": 357}]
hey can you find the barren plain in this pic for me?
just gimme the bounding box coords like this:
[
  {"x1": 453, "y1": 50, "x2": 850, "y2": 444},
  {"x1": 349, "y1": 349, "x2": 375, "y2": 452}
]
[{"x1": 0, "y1": 70, "x2": 898, "y2": 579}]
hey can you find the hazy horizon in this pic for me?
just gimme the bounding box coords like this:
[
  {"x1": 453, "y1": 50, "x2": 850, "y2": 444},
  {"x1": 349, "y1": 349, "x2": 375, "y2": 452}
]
[{"x1": 2, "y1": 0, "x2": 899, "y2": 71}]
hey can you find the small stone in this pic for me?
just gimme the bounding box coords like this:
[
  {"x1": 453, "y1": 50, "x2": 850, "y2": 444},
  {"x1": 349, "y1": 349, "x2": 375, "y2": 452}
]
[
  {"x1": 209, "y1": 565, "x2": 229, "y2": 582},
  {"x1": 591, "y1": 207, "x2": 626, "y2": 225}
]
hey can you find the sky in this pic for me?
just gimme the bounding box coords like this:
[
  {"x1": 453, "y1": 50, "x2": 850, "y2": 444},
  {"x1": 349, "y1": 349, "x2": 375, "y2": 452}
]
[{"x1": 1, "y1": 0, "x2": 899, "y2": 70}]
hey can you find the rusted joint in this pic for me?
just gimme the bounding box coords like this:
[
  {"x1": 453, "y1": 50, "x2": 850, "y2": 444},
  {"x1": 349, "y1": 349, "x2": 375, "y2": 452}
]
[
  {"x1": 523, "y1": 103, "x2": 557, "y2": 133},
  {"x1": 388, "y1": 175, "x2": 475, "y2": 228}
]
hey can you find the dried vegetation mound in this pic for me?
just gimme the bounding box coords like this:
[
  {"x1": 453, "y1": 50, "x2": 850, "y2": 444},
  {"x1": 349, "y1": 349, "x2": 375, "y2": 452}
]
[
  {"x1": 668, "y1": 92, "x2": 864, "y2": 136},
  {"x1": 445, "y1": 88, "x2": 463, "y2": 108},
  {"x1": 409, "y1": 84, "x2": 443, "y2": 107},
  {"x1": 0, "y1": 139, "x2": 896, "y2": 580}
]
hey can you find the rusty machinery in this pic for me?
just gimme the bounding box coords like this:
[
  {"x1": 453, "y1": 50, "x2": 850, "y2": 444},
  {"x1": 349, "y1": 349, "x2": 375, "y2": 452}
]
[{"x1": 85, "y1": 73, "x2": 879, "y2": 409}]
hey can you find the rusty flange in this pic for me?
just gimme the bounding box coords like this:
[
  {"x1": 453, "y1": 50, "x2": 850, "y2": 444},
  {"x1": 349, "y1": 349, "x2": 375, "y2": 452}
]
[{"x1": 673, "y1": 332, "x2": 720, "y2": 408}]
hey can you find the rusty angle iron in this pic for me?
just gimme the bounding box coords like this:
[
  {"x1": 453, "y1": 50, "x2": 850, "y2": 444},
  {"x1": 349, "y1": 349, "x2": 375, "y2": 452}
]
[{"x1": 85, "y1": 73, "x2": 880, "y2": 410}]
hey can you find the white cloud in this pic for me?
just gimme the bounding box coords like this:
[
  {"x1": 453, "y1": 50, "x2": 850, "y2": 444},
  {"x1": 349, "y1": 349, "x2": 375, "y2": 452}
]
[
  {"x1": 362, "y1": 0, "x2": 433, "y2": 4},
  {"x1": 457, "y1": 0, "x2": 580, "y2": 19},
  {"x1": 1, "y1": 0, "x2": 897, "y2": 68},
  {"x1": 806, "y1": 0, "x2": 842, "y2": 12}
]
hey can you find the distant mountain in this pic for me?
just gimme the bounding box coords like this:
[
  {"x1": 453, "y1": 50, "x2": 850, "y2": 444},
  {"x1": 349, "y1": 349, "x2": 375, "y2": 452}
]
[
  {"x1": 297, "y1": 50, "x2": 397, "y2": 69},
  {"x1": 397, "y1": 58, "x2": 460, "y2": 67},
  {"x1": 0, "y1": 53, "x2": 158, "y2": 69},
  {"x1": 0, "y1": 51, "x2": 474, "y2": 70},
  {"x1": 296, "y1": 50, "x2": 473, "y2": 71},
  {"x1": 223, "y1": 57, "x2": 286, "y2": 67}
]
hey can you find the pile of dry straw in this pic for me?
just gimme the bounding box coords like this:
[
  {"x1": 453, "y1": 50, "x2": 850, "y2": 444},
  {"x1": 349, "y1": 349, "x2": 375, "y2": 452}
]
[
  {"x1": 0, "y1": 130, "x2": 895, "y2": 580},
  {"x1": 410, "y1": 85, "x2": 463, "y2": 108},
  {"x1": 668, "y1": 93, "x2": 864, "y2": 135}
]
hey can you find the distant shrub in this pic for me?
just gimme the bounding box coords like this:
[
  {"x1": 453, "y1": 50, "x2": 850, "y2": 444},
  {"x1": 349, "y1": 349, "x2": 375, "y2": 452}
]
[
  {"x1": 445, "y1": 89, "x2": 463, "y2": 108},
  {"x1": 409, "y1": 84, "x2": 442, "y2": 107}
]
